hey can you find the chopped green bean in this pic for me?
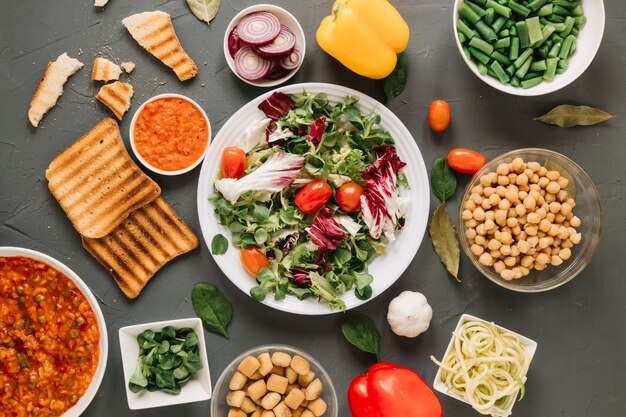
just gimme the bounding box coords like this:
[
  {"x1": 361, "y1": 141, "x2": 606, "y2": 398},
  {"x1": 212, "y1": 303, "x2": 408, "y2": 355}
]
[
  {"x1": 523, "y1": 71, "x2": 541, "y2": 81},
  {"x1": 486, "y1": 0, "x2": 512, "y2": 18},
  {"x1": 499, "y1": 29, "x2": 510, "y2": 37},
  {"x1": 509, "y1": 37, "x2": 520, "y2": 59},
  {"x1": 515, "y1": 54, "x2": 533, "y2": 78},
  {"x1": 510, "y1": 75, "x2": 521, "y2": 87},
  {"x1": 466, "y1": 1, "x2": 487, "y2": 17},
  {"x1": 470, "y1": 36, "x2": 494, "y2": 55},
  {"x1": 552, "y1": 5, "x2": 571, "y2": 17},
  {"x1": 548, "y1": 42, "x2": 561, "y2": 58},
  {"x1": 490, "y1": 60, "x2": 510, "y2": 83},
  {"x1": 552, "y1": 0, "x2": 578, "y2": 8},
  {"x1": 491, "y1": 50, "x2": 512, "y2": 65},
  {"x1": 558, "y1": 34, "x2": 575, "y2": 59},
  {"x1": 521, "y1": 76, "x2": 543, "y2": 88},
  {"x1": 475, "y1": 20, "x2": 498, "y2": 42},
  {"x1": 485, "y1": 8, "x2": 495, "y2": 24},
  {"x1": 459, "y1": 3, "x2": 482, "y2": 24},
  {"x1": 537, "y1": 4, "x2": 553, "y2": 17},
  {"x1": 469, "y1": 46, "x2": 492, "y2": 65},
  {"x1": 534, "y1": 24, "x2": 556, "y2": 48},
  {"x1": 572, "y1": 5, "x2": 584, "y2": 16},
  {"x1": 477, "y1": 61, "x2": 489, "y2": 75},
  {"x1": 561, "y1": 16, "x2": 575, "y2": 36},
  {"x1": 573, "y1": 15, "x2": 586, "y2": 25},
  {"x1": 514, "y1": 48, "x2": 533, "y2": 68},
  {"x1": 536, "y1": 45, "x2": 549, "y2": 59},
  {"x1": 505, "y1": 64, "x2": 516, "y2": 76},
  {"x1": 527, "y1": 0, "x2": 548, "y2": 11},
  {"x1": 570, "y1": 37, "x2": 576, "y2": 55},
  {"x1": 470, "y1": 0, "x2": 488, "y2": 5},
  {"x1": 458, "y1": 32, "x2": 468, "y2": 43},
  {"x1": 494, "y1": 37, "x2": 511, "y2": 49},
  {"x1": 556, "y1": 67, "x2": 566, "y2": 74},
  {"x1": 492, "y1": 16, "x2": 508, "y2": 32},
  {"x1": 516, "y1": 21, "x2": 531, "y2": 48},
  {"x1": 458, "y1": 19, "x2": 476, "y2": 39},
  {"x1": 530, "y1": 59, "x2": 547, "y2": 71},
  {"x1": 526, "y1": 16, "x2": 543, "y2": 43},
  {"x1": 543, "y1": 57, "x2": 558, "y2": 80},
  {"x1": 558, "y1": 58, "x2": 569, "y2": 69},
  {"x1": 463, "y1": 45, "x2": 472, "y2": 60},
  {"x1": 509, "y1": 1, "x2": 531, "y2": 18},
  {"x1": 549, "y1": 14, "x2": 565, "y2": 23}
]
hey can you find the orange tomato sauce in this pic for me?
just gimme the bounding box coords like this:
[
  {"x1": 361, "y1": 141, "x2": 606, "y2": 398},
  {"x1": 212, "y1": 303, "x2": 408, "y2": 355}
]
[
  {"x1": 0, "y1": 257, "x2": 100, "y2": 417},
  {"x1": 133, "y1": 97, "x2": 210, "y2": 172}
]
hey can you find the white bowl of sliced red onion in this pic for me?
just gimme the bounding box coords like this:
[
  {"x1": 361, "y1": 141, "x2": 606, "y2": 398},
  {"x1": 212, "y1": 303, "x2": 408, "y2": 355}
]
[{"x1": 224, "y1": 4, "x2": 306, "y2": 87}]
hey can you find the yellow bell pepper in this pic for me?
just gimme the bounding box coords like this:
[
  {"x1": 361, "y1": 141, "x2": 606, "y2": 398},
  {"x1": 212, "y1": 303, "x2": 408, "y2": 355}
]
[{"x1": 316, "y1": 0, "x2": 410, "y2": 79}]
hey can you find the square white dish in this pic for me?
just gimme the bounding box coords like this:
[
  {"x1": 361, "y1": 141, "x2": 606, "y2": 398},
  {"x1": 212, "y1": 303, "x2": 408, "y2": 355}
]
[
  {"x1": 119, "y1": 318, "x2": 212, "y2": 410},
  {"x1": 432, "y1": 313, "x2": 538, "y2": 416}
]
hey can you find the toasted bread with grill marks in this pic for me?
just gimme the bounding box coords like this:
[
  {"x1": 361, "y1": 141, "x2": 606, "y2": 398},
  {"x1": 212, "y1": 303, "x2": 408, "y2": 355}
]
[
  {"x1": 46, "y1": 118, "x2": 160, "y2": 238},
  {"x1": 28, "y1": 53, "x2": 83, "y2": 127},
  {"x1": 96, "y1": 81, "x2": 133, "y2": 120},
  {"x1": 122, "y1": 11, "x2": 197, "y2": 81},
  {"x1": 82, "y1": 196, "x2": 199, "y2": 298},
  {"x1": 92, "y1": 57, "x2": 122, "y2": 82}
]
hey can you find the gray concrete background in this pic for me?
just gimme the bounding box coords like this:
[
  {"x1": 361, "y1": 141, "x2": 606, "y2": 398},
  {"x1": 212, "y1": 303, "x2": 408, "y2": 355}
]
[{"x1": 1, "y1": 0, "x2": 624, "y2": 415}]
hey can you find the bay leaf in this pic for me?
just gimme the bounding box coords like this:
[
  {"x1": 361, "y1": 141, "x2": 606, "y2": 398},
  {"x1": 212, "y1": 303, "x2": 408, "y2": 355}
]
[
  {"x1": 431, "y1": 156, "x2": 457, "y2": 203},
  {"x1": 186, "y1": 0, "x2": 221, "y2": 24},
  {"x1": 544, "y1": 160, "x2": 576, "y2": 199},
  {"x1": 429, "y1": 202, "x2": 460, "y2": 282},
  {"x1": 534, "y1": 105, "x2": 615, "y2": 128}
]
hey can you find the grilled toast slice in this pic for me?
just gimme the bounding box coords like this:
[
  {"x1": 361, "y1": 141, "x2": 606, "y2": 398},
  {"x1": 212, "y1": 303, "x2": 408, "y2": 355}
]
[
  {"x1": 28, "y1": 53, "x2": 83, "y2": 127},
  {"x1": 46, "y1": 118, "x2": 160, "y2": 238},
  {"x1": 82, "y1": 196, "x2": 199, "y2": 298},
  {"x1": 122, "y1": 11, "x2": 197, "y2": 81},
  {"x1": 92, "y1": 57, "x2": 122, "y2": 82},
  {"x1": 96, "y1": 81, "x2": 133, "y2": 120}
]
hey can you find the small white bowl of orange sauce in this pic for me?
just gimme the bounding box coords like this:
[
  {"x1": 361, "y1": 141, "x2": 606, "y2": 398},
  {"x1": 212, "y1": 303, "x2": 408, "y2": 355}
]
[{"x1": 129, "y1": 94, "x2": 211, "y2": 176}]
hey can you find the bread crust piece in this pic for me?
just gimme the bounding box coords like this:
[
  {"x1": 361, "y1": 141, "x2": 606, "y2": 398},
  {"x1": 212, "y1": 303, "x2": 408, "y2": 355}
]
[
  {"x1": 96, "y1": 81, "x2": 133, "y2": 120},
  {"x1": 46, "y1": 118, "x2": 160, "y2": 238},
  {"x1": 82, "y1": 196, "x2": 199, "y2": 298},
  {"x1": 92, "y1": 57, "x2": 122, "y2": 81},
  {"x1": 28, "y1": 53, "x2": 83, "y2": 127},
  {"x1": 122, "y1": 11, "x2": 197, "y2": 81}
]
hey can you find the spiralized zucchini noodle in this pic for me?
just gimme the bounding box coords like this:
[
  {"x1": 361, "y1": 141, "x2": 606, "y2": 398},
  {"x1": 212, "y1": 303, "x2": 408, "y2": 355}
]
[{"x1": 430, "y1": 320, "x2": 531, "y2": 417}]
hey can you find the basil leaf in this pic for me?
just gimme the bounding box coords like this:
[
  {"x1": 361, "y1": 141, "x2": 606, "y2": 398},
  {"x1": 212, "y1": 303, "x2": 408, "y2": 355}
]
[
  {"x1": 383, "y1": 51, "x2": 409, "y2": 105},
  {"x1": 185, "y1": 0, "x2": 221, "y2": 24},
  {"x1": 431, "y1": 156, "x2": 457, "y2": 203},
  {"x1": 533, "y1": 105, "x2": 616, "y2": 127},
  {"x1": 191, "y1": 283, "x2": 233, "y2": 339},
  {"x1": 429, "y1": 202, "x2": 460, "y2": 282},
  {"x1": 341, "y1": 310, "x2": 381, "y2": 361},
  {"x1": 211, "y1": 234, "x2": 229, "y2": 255}
]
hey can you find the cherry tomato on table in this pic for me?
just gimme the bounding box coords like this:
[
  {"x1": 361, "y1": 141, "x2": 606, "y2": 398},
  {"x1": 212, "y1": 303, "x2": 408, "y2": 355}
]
[
  {"x1": 294, "y1": 180, "x2": 332, "y2": 214},
  {"x1": 447, "y1": 148, "x2": 486, "y2": 175},
  {"x1": 336, "y1": 182, "x2": 364, "y2": 212},
  {"x1": 240, "y1": 247, "x2": 269, "y2": 277},
  {"x1": 221, "y1": 147, "x2": 246, "y2": 179},
  {"x1": 428, "y1": 100, "x2": 451, "y2": 133}
]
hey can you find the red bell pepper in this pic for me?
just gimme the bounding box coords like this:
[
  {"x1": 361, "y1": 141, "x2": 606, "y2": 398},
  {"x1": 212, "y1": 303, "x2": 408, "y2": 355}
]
[{"x1": 348, "y1": 362, "x2": 443, "y2": 417}]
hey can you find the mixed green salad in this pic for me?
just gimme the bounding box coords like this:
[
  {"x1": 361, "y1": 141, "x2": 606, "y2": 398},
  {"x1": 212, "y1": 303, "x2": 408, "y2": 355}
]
[{"x1": 211, "y1": 91, "x2": 410, "y2": 310}]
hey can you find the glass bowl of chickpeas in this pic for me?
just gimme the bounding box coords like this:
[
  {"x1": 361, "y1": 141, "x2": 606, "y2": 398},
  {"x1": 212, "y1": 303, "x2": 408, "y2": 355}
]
[
  {"x1": 211, "y1": 344, "x2": 338, "y2": 417},
  {"x1": 459, "y1": 148, "x2": 602, "y2": 292}
]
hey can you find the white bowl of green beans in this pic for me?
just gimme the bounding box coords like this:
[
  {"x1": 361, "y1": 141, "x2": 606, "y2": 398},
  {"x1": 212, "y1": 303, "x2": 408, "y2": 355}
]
[{"x1": 453, "y1": 0, "x2": 605, "y2": 96}]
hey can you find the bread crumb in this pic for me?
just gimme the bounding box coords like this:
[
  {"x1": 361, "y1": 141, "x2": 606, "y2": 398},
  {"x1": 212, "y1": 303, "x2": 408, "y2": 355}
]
[{"x1": 121, "y1": 61, "x2": 135, "y2": 73}]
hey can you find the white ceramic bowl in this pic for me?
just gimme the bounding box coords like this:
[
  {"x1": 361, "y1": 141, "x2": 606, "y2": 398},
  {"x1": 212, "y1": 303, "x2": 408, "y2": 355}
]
[
  {"x1": 196, "y1": 82, "x2": 430, "y2": 315},
  {"x1": 129, "y1": 93, "x2": 211, "y2": 176},
  {"x1": 224, "y1": 4, "x2": 306, "y2": 87},
  {"x1": 453, "y1": 0, "x2": 605, "y2": 96},
  {"x1": 432, "y1": 313, "x2": 538, "y2": 416},
  {"x1": 0, "y1": 247, "x2": 108, "y2": 417},
  {"x1": 119, "y1": 317, "x2": 212, "y2": 410}
]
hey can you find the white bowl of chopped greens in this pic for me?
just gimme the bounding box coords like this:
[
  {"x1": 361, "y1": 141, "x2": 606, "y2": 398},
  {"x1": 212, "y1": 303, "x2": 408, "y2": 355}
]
[
  {"x1": 196, "y1": 83, "x2": 430, "y2": 315},
  {"x1": 453, "y1": 0, "x2": 605, "y2": 95}
]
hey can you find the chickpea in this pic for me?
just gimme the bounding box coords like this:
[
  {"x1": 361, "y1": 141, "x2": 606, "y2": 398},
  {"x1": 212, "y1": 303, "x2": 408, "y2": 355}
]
[
  {"x1": 504, "y1": 189, "x2": 518, "y2": 204},
  {"x1": 550, "y1": 255, "x2": 563, "y2": 266},
  {"x1": 464, "y1": 199, "x2": 476, "y2": 211},
  {"x1": 557, "y1": 177, "x2": 569, "y2": 189},
  {"x1": 471, "y1": 185, "x2": 484, "y2": 195},
  {"x1": 555, "y1": 213, "x2": 566, "y2": 224},
  {"x1": 517, "y1": 240, "x2": 531, "y2": 254},
  {"x1": 547, "y1": 212, "x2": 556, "y2": 222},
  {"x1": 511, "y1": 157, "x2": 524, "y2": 172},
  {"x1": 559, "y1": 248, "x2": 571, "y2": 260},
  {"x1": 530, "y1": 173, "x2": 539, "y2": 184},
  {"x1": 510, "y1": 245, "x2": 521, "y2": 257},
  {"x1": 483, "y1": 186, "x2": 495, "y2": 197},
  {"x1": 566, "y1": 198, "x2": 576, "y2": 208},
  {"x1": 519, "y1": 184, "x2": 530, "y2": 193},
  {"x1": 499, "y1": 231, "x2": 513, "y2": 245},
  {"x1": 518, "y1": 191, "x2": 528, "y2": 200},
  {"x1": 462, "y1": 210, "x2": 472, "y2": 220},
  {"x1": 536, "y1": 207, "x2": 547, "y2": 219},
  {"x1": 527, "y1": 213, "x2": 541, "y2": 224},
  {"x1": 508, "y1": 173, "x2": 517, "y2": 184},
  {"x1": 479, "y1": 253, "x2": 494, "y2": 266},
  {"x1": 515, "y1": 204, "x2": 526, "y2": 217},
  {"x1": 465, "y1": 219, "x2": 478, "y2": 228},
  {"x1": 481, "y1": 200, "x2": 492, "y2": 210},
  {"x1": 488, "y1": 193, "x2": 501, "y2": 206},
  {"x1": 545, "y1": 193, "x2": 556, "y2": 203},
  {"x1": 494, "y1": 261, "x2": 506, "y2": 273},
  {"x1": 516, "y1": 173, "x2": 529, "y2": 186},
  {"x1": 500, "y1": 245, "x2": 512, "y2": 256},
  {"x1": 484, "y1": 219, "x2": 496, "y2": 231},
  {"x1": 528, "y1": 161, "x2": 541, "y2": 172},
  {"x1": 518, "y1": 214, "x2": 527, "y2": 225},
  {"x1": 496, "y1": 186, "x2": 507, "y2": 197},
  {"x1": 538, "y1": 177, "x2": 550, "y2": 188},
  {"x1": 500, "y1": 269, "x2": 515, "y2": 280},
  {"x1": 490, "y1": 250, "x2": 502, "y2": 259},
  {"x1": 496, "y1": 163, "x2": 510, "y2": 176},
  {"x1": 560, "y1": 202, "x2": 572, "y2": 216},
  {"x1": 471, "y1": 193, "x2": 483, "y2": 204},
  {"x1": 535, "y1": 253, "x2": 550, "y2": 265},
  {"x1": 548, "y1": 224, "x2": 560, "y2": 237},
  {"x1": 557, "y1": 190, "x2": 568, "y2": 202},
  {"x1": 475, "y1": 235, "x2": 487, "y2": 246},
  {"x1": 534, "y1": 262, "x2": 546, "y2": 271},
  {"x1": 523, "y1": 196, "x2": 536, "y2": 210},
  {"x1": 512, "y1": 225, "x2": 522, "y2": 236},
  {"x1": 570, "y1": 233, "x2": 582, "y2": 244},
  {"x1": 562, "y1": 239, "x2": 574, "y2": 249},
  {"x1": 527, "y1": 236, "x2": 539, "y2": 248},
  {"x1": 480, "y1": 175, "x2": 492, "y2": 187},
  {"x1": 471, "y1": 244, "x2": 484, "y2": 256},
  {"x1": 521, "y1": 255, "x2": 534, "y2": 268},
  {"x1": 570, "y1": 216, "x2": 581, "y2": 228},
  {"x1": 485, "y1": 211, "x2": 495, "y2": 221},
  {"x1": 465, "y1": 228, "x2": 477, "y2": 240},
  {"x1": 497, "y1": 175, "x2": 510, "y2": 186},
  {"x1": 506, "y1": 217, "x2": 518, "y2": 228},
  {"x1": 521, "y1": 266, "x2": 531, "y2": 276},
  {"x1": 476, "y1": 223, "x2": 486, "y2": 236},
  {"x1": 498, "y1": 199, "x2": 511, "y2": 210},
  {"x1": 538, "y1": 237, "x2": 553, "y2": 249},
  {"x1": 546, "y1": 181, "x2": 561, "y2": 194},
  {"x1": 513, "y1": 267, "x2": 523, "y2": 279},
  {"x1": 546, "y1": 170, "x2": 561, "y2": 181},
  {"x1": 487, "y1": 239, "x2": 502, "y2": 251}
]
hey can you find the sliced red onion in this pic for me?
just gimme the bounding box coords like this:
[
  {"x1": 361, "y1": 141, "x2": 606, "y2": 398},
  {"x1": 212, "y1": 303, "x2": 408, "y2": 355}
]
[
  {"x1": 279, "y1": 49, "x2": 301, "y2": 70},
  {"x1": 234, "y1": 46, "x2": 272, "y2": 81},
  {"x1": 237, "y1": 12, "x2": 281, "y2": 46},
  {"x1": 256, "y1": 25, "x2": 296, "y2": 57},
  {"x1": 228, "y1": 27, "x2": 240, "y2": 58},
  {"x1": 265, "y1": 66, "x2": 291, "y2": 80}
]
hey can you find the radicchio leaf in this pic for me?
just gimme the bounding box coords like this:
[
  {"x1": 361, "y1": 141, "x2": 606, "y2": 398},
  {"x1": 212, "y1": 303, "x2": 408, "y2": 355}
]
[
  {"x1": 290, "y1": 267, "x2": 310, "y2": 285},
  {"x1": 258, "y1": 92, "x2": 295, "y2": 120},
  {"x1": 215, "y1": 152, "x2": 304, "y2": 203},
  {"x1": 308, "y1": 116, "x2": 326, "y2": 145},
  {"x1": 279, "y1": 232, "x2": 300, "y2": 253},
  {"x1": 308, "y1": 208, "x2": 345, "y2": 250},
  {"x1": 360, "y1": 146, "x2": 407, "y2": 241},
  {"x1": 314, "y1": 250, "x2": 332, "y2": 272}
]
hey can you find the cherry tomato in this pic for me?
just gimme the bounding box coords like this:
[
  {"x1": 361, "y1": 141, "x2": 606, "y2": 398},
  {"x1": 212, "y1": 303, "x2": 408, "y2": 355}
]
[
  {"x1": 294, "y1": 180, "x2": 332, "y2": 214},
  {"x1": 240, "y1": 247, "x2": 269, "y2": 277},
  {"x1": 336, "y1": 182, "x2": 364, "y2": 212},
  {"x1": 428, "y1": 100, "x2": 451, "y2": 133},
  {"x1": 221, "y1": 147, "x2": 246, "y2": 179},
  {"x1": 447, "y1": 148, "x2": 486, "y2": 175}
]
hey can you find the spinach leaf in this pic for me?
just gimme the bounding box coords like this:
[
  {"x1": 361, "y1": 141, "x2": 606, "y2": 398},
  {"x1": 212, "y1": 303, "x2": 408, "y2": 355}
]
[
  {"x1": 431, "y1": 156, "x2": 457, "y2": 203},
  {"x1": 250, "y1": 286, "x2": 266, "y2": 301},
  {"x1": 211, "y1": 234, "x2": 229, "y2": 255},
  {"x1": 341, "y1": 310, "x2": 381, "y2": 361},
  {"x1": 383, "y1": 51, "x2": 409, "y2": 104},
  {"x1": 191, "y1": 283, "x2": 233, "y2": 339}
]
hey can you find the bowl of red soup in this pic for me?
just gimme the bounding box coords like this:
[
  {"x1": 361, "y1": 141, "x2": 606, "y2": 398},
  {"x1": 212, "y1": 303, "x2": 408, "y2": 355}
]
[
  {"x1": 0, "y1": 247, "x2": 108, "y2": 417},
  {"x1": 130, "y1": 94, "x2": 211, "y2": 175}
]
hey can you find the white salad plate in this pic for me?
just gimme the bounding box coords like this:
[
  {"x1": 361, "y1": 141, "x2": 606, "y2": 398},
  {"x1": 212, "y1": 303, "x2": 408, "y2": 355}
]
[{"x1": 196, "y1": 83, "x2": 430, "y2": 315}]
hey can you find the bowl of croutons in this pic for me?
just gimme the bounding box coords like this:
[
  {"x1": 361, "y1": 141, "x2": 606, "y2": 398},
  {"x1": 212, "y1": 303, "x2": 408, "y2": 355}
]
[
  {"x1": 211, "y1": 344, "x2": 337, "y2": 417},
  {"x1": 459, "y1": 148, "x2": 602, "y2": 292}
]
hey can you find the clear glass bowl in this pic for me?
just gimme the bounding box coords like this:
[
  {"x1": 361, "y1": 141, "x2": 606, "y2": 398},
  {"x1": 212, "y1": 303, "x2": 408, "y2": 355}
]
[
  {"x1": 458, "y1": 148, "x2": 602, "y2": 292},
  {"x1": 210, "y1": 344, "x2": 338, "y2": 417}
]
